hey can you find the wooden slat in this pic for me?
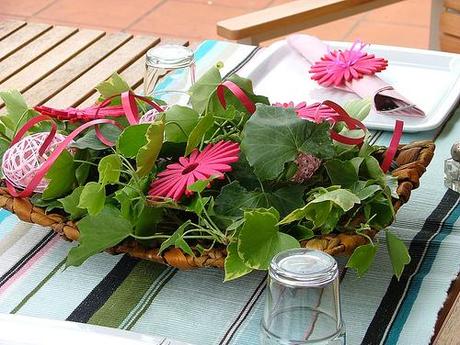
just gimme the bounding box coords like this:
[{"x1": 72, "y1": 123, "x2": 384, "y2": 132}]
[
  {"x1": 0, "y1": 22, "x2": 51, "y2": 61},
  {"x1": 440, "y1": 33, "x2": 460, "y2": 53},
  {"x1": 0, "y1": 29, "x2": 105, "y2": 100},
  {"x1": 5, "y1": 32, "x2": 132, "y2": 109},
  {"x1": 445, "y1": 0, "x2": 460, "y2": 11},
  {"x1": 0, "y1": 26, "x2": 78, "y2": 83},
  {"x1": 45, "y1": 35, "x2": 159, "y2": 108},
  {"x1": 0, "y1": 20, "x2": 26, "y2": 40},
  {"x1": 441, "y1": 11, "x2": 460, "y2": 38},
  {"x1": 433, "y1": 276, "x2": 460, "y2": 344},
  {"x1": 217, "y1": 0, "x2": 402, "y2": 43},
  {"x1": 77, "y1": 56, "x2": 147, "y2": 108}
]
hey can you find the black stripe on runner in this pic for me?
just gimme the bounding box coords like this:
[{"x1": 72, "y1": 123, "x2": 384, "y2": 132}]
[
  {"x1": 66, "y1": 255, "x2": 139, "y2": 323},
  {"x1": 219, "y1": 274, "x2": 267, "y2": 345},
  {"x1": 0, "y1": 230, "x2": 56, "y2": 287},
  {"x1": 361, "y1": 189, "x2": 460, "y2": 345},
  {"x1": 223, "y1": 46, "x2": 261, "y2": 80}
]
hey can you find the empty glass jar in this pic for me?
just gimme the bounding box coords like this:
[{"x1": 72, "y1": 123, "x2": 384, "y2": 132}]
[
  {"x1": 144, "y1": 44, "x2": 195, "y2": 106},
  {"x1": 261, "y1": 248, "x2": 345, "y2": 345}
]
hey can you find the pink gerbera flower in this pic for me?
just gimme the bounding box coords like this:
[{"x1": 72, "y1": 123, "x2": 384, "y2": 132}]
[
  {"x1": 148, "y1": 141, "x2": 240, "y2": 201},
  {"x1": 309, "y1": 41, "x2": 388, "y2": 87},
  {"x1": 273, "y1": 101, "x2": 339, "y2": 123}
]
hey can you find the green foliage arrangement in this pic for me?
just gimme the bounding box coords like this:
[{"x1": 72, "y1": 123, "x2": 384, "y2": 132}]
[{"x1": 0, "y1": 65, "x2": 410, "y2": 281}]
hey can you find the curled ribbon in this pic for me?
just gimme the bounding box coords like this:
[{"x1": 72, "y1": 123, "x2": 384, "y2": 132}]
[{"x1": 216, "y1": 80, "x2": 256, "y2": 114}]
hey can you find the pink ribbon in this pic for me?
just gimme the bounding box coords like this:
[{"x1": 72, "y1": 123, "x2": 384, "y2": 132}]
[
  {"x1": 381, "y1": 120, "x2": 404, "y2": 173},
  {"x1": 216, "y1": 80, "x2": 256, "y2": 114}
]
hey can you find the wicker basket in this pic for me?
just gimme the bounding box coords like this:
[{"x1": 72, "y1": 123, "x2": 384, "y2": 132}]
[{"x1": 0, "y1": 140, "x2": 435, "y2": 270}]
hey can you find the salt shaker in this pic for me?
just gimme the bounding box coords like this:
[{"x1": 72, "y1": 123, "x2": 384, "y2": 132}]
[{"x1": 444, "y1": 142, "x2": 460, "y2": 192}]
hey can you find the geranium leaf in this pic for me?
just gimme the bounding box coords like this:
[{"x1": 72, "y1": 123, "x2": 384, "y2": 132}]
[
  {"x1": 224, "y1": 242, "x2": 253, "y2": 281},
  {"x1": 117, "y1": 124, "x2": 150, "y2": 158},
  {"x1": 95, "y1": 73, "x2": 130, "y2": 99},
  {"x1": 67, "y1": 207, "x2": 132, "y2": 267},
  {"x1": 215, "y1": 181, "x2": 305, "y2": 218},
  {"x1": 237, "y1": 208, "x2": 299, "y2": 270},
  {"x1": 185, "y1": 113, "x2": 214, "y2": 155},
  {"x1": 164, "y1": 105, "x2": 199, "y2": 143},
  {"x1": 189, "y1": 66, "x2": 222, "y2": 114},
  {"x1": 241, "y1": 104, "x2": 334, "y2": 180},
  {"x1": 346, "y1": 243, "x2": 378, "y2": 277},
  {"x1": 386, "y1": 231, "x2": 411, "y2": 279},
  {"x1": 136, "y1": 121, "x2": 164, "y2": 177},
  {"x1": 58, "y1": 186, "x2": 86, "y2": 220},
  {"x1": 98, "y1": 154, "x2": 121, "y2": 185},
  {"x1": 42, "y1": 151, "x2": 76, "y2": 200},
  {"x1": 78, "y1": 182, "x2": 106, "y2": 216},
  {"x1": 325, "y1": 159, "x2": 358, "y2": 187}
]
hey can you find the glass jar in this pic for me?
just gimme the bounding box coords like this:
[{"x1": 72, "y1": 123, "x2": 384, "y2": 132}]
[
  {"x1": 261, "y1": 248, "x2": 345, "y2": 345},
  {"x1": 144, "y1": 44, "x2": 195, "y2": 106}
]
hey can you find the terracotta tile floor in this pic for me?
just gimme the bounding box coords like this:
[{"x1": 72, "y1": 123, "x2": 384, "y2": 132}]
[{"x1": 0, "y1": 0, "x2": 432, "y2": 48}]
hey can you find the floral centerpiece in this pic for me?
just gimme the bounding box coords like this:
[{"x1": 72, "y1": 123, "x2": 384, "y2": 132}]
[{"x1": 0, "y1": 65, "x2": 434, "y2": 281}]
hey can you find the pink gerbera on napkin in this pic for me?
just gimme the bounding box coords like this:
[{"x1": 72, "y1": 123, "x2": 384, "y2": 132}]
[
  {"x1": 309, "y1": 41, "x2": 388, "y2": 87},
  {"x1": 148, "y1": 141, "x2": 240, "y2": 201}
]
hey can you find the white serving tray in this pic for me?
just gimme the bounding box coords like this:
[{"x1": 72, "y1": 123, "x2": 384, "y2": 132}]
[
  {"x1": 237, "y1": 40, "x2": 460, "y2": 132},
  {"x1": 0, "y1": 314, "x2": 190, "y2": 345}
]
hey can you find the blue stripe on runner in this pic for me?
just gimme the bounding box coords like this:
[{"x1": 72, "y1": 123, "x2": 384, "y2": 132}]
[
  {"x1": 385, "y1": 201, "x2": 460, "y2": 344},
  {"x1": 0, "y1": 209, "x2": 11, "y2": 223}
]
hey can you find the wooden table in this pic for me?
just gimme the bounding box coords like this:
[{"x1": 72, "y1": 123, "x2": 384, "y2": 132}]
[{"x1": 0, "y1": 19, "x2": 458, "y2": 344}]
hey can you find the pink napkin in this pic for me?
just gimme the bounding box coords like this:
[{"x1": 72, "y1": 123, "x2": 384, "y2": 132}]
[{"x1": 287, "y1": 34, "x2": 425, "y2": 117}]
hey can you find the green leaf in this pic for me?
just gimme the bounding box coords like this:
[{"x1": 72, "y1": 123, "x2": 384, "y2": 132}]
[
  {"x1": 189, "y1": 66, "x2": 222, "y2": 114},
  {"x1": 0, "y1": 90, "x2": 36, "y2": 134},
  {"x1": 186, "y1": 195, "x2": 211, "y2": 215},
  {"x1": 291, "y1": 225, "x2": 315, "y2": 241},
  {"x1": 325, "y1": 159, "x2": 358, "y2": 187},
  {"x1": 224, "y1": 242, "x2": 253, "y2": 281},
  {"x1": 66, "y1": 207, "x2": 132, "y2": 267},
  {"x1": 42, "y1": 151, "x2": 76, "y2": 200},
  {"x1": 386, "y1": 231, "x2": 411, "y2": 279},
  {"x1": 367, "y1": 193, "x2": 394, "y2": 229},
  {"x1": 78, "y1": 182, "x2": 106, "y2": 216},
  {"x1": 72, "y1": 125, "x2": 122, "y2": 150},
  {"x1": 310, "y1": 188, "x2": 360, "y2": 212},
  {"x1": 133, "y1": 202, "x2": 163, "y2": 237},
  {"x1": 353, "y1": 182, "x2": 382, "y2": 200},
  {"x1": 58, "y1": 186, "x2": 87, "y2": 220},
  {"x1": 187, "y1": 177, "x2": 216, "y2": 193},
  {"x1": 0, "y1": 139, "x2": 10, "y2": 178},
  {"x1": 238, "y1": 208, "x2": 299, "y2": 270},
  {"x1": 346, "y1": 243, "x2": 378, "y2": 277},
  {"x1": 164, "y1": 105, "x2": 199, "y2": 143},
  {"x1": 215, "y1": 182, "x2": 305, "y2": 218},
  {"x1": 362, "y1": 156, "x2": 386, "y2": 186},
  {"x1": 241, "y1": 104, "x2": 334, "y2": 180},
  {"x1": 98, "y1": 154, "x2": 121, "y2": 185},
  {"x1": 116, "y1": 124, "x2": 150, "y2": 158},
  {"x1": 185, "y1": 113, "x2": 214, "y2": 155},
  {"x1": 158, "y1": 220, "x2": 193, "y2": 255},
  {"x1": 344, "y1": 98, "x2": 371, "y2": 122},
  {"x1": 95, "y1": 73, "x2": 130, "y2": 98},
  {"x1": 136, "y1": 121, "x2": 164, "y2": 176}
]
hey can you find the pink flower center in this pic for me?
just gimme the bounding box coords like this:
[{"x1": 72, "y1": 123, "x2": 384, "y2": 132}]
[{"x1": 182, "y1": 162, "x2": 199, "y2": 174}]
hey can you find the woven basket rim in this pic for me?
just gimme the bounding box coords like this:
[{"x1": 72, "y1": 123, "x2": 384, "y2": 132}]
[{"x1": 0, "y1": 140, "x2": 435, "y2": 270}]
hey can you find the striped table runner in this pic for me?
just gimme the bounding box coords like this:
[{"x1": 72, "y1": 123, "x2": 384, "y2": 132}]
[{"x1": 0, "y1": 40, "x2": 459, "y2": 345}]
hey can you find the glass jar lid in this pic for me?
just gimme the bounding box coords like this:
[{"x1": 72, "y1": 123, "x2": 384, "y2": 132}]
[
  {"x1": 269, "y1": 248, "x2": 338, "y2": 287},
  {"x1": 146, "y1": 44, "x2": 194, "y2": 69}
]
